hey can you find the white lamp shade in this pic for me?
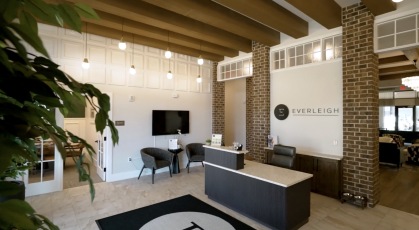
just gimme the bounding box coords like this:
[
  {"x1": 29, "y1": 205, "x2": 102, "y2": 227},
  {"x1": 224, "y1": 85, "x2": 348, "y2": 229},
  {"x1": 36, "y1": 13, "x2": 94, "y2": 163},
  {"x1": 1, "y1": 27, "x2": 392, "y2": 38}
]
[
  {"x1": 167, "y1": 70, "x2": 173, "y2": 79},
  {"x1": 197, "y1": 56, "x2": 204, "y2": 65},
  {"x1": 82, "y1": 58, "x2": 90, "y2": 69},
  {"x1": 165, "y1": 50, "x2": 172, "y2": 59},
  {"x1": 119, "y1": 41, "x2": 127, "y2": 50},
  {"x1": 196, "y1": 75, "x2": 202, "y2": 83},
  {"x1": 129, "y1": 65, "x2": 136, "y2": 75}
]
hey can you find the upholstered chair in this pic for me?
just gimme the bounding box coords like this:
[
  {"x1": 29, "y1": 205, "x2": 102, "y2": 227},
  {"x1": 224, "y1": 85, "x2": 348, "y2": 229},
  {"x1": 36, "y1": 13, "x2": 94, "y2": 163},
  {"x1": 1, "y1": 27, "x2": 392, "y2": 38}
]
[
  {"x1": 185, "y1": 143, "x2": 205, "y2": 173},
  {"x1": 138, "y1": 148, "x2": 174, "y2": 184},
  {"x1": 270, "y1": 144, "x2": 296, "y2": 169}
]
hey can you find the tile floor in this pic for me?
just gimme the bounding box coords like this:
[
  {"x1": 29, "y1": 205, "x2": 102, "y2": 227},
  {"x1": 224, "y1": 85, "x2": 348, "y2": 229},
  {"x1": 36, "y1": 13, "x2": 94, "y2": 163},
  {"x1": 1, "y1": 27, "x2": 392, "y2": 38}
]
[{"x1": 27, "y1": 166, "x2": 419, "y2": 230}]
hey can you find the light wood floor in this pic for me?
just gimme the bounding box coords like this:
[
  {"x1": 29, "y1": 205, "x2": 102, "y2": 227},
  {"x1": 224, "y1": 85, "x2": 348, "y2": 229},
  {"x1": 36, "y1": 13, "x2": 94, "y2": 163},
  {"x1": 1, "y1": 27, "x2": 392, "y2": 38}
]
[
  {"x1": 380, "y1": 163, "x2": 419, "y2": 215},
  {"x1": 27, "y1": 165, "x2": 419, "y2": 230}
]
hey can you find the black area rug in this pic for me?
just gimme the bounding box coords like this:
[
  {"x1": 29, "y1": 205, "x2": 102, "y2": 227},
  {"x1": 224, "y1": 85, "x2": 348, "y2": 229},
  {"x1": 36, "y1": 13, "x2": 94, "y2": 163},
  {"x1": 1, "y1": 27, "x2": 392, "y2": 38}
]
[{"x1": 96, "y1": 194, "x2": 255, "y2": 230}]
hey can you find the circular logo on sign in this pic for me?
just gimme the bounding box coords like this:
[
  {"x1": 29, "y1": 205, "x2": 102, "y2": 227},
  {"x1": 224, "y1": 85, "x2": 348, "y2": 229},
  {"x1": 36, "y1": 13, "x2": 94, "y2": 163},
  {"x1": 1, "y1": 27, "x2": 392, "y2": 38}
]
[
  {"x1": 139, "y1": 212, "x2": 234, "y2": 230},
  {"x1": 274, "y1": 104, "x2": 289, "y2": 120}
]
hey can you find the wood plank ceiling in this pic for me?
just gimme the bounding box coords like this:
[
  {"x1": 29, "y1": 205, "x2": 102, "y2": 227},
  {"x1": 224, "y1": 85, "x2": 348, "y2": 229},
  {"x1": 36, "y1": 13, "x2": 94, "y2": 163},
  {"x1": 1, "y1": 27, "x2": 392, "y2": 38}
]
[{"x1": 59, "y1": 0, "x2": 417, "y2": 80}]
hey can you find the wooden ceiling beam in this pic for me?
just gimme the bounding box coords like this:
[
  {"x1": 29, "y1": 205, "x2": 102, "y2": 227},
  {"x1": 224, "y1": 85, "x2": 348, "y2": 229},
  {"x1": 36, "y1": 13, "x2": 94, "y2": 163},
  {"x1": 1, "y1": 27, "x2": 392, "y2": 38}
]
[
  {"x1": 143, "y1": 0, "x2": 281, "y2": 46},
  {"x1": 380, "y1": 70, "x2": 419, "y2": 81},
  {"x1": 285, "y1": 0, "x2": 341, "y2": 29},
  {"x1": 379, "y1": 55, "x2": 409, "y2": 65},
  {"x1": 361, "y1": 0, "x2": 396, "y2": 16},
  {"x1": 212, "y1": 0, "x2": 308, "y2": 38},
  {"x1": 84, "y1": 23, "x2": 224, "y2": 61},
  {"x1": 379, "y1": 65, "x2": 418, "y2": 75},
  {"x1": 66, "y1": 0, "x2": 252, "y2": 52},
  {"x1": 85, "y1": 11, "x2": 238, "y2": 57}
]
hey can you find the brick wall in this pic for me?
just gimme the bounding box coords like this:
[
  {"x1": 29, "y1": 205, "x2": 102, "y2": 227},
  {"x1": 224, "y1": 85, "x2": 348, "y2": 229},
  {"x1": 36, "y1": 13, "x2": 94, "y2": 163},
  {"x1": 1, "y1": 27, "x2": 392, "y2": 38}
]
[
  {"x1": 342, "y1": 3, "x2": 380, "y2": 207},
  {"x1": 211, "y1": 61, "x2": 225, "y2": 143},
  {"x1": 246, "y1": 41, "x2": 270, "y2": 162}
]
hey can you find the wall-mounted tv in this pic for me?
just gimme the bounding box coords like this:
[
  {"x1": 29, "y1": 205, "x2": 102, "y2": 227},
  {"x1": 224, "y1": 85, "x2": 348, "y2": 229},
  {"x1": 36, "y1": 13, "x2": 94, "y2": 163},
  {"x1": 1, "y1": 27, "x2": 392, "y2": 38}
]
[{"x1": 152, "y1": 110, "x2": 190, "y2": 136}]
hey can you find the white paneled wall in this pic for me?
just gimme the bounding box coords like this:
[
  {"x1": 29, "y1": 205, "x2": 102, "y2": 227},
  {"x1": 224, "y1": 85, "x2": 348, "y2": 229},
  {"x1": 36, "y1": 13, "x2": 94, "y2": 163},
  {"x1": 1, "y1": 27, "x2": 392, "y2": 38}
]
[
  {"x1": 35, "y1": 23, "x2": 211, "y2": 92},
  {"x1": 31, "y1": 23, "x2": 213, "y2": 179}
]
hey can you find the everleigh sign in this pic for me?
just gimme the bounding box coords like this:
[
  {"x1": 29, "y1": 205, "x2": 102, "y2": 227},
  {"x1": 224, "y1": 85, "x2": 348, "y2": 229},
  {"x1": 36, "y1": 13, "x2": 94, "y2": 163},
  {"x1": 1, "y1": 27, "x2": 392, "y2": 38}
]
[
  {"x1": 292, "y1": 107, "x2": 339, "y2": 116},
  {"x1": 274, "y1": 104, "x2": 340, "y2": 120}
]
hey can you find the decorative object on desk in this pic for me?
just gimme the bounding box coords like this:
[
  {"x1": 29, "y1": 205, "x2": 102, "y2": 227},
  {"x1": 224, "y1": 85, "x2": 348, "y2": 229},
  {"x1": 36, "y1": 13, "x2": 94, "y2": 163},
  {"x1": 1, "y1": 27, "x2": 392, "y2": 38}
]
[
  {"x1": 211, "y1": 134, "x2": 222, "y2": 146},
  {"x1": 233, "y1": 142, "x2": 243, "y2": 151},
  {"x1": 96, "y1": 195, "x2": 255, "y2": 230},
  {"x1": 205, "y1": 138, "x2": 212, "y2": 146},
  {"x1": 267, "y1": 135, "x2": 278, "y2": 148}
]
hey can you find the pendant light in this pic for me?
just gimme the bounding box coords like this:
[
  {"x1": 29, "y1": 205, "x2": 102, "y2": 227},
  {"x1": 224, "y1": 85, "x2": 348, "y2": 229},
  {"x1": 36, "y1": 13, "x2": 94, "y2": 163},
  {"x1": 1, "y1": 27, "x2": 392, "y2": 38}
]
[
  {"x1": 196, "y1": 65, "x2": 202, "y2": 83},
  {"x1": 118, "y1": 20, "x2": 126, "y2": 50},
  {"x1": 167, "y1": 57, "x2": 173, "y2": 79},
  {"x1": 164, "y1": 31, "x2": 172, "y2": 59},
  {"x1": 129, "y1": 33, "x2": 136, "y2": 75},
  {"x1": 197, "y1": 41, "x2": 204, "y2": 65},
  {"x1": 82, "y1": 22, "x2": 90, "y2": 69}
]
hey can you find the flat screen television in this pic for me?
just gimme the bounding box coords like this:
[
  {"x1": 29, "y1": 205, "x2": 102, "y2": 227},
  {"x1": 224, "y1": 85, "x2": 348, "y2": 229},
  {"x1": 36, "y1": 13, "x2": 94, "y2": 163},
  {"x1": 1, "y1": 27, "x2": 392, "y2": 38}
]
[{"x1": 152, "y1": 110, "x2": 189, "y2": 136}]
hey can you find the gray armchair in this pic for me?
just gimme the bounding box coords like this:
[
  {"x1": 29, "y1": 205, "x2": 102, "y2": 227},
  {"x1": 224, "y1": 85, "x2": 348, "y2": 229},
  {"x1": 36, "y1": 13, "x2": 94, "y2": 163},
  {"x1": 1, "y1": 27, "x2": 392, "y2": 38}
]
[
  {"x1": 138, "y1": 148, "x2": 174, "y2": 184},
  {"x1": 185, "y1": 143, "x2": 205, "y2": 173},
  {"x1": 270, "y1": 144, "x2": 296, "y2": 169}
]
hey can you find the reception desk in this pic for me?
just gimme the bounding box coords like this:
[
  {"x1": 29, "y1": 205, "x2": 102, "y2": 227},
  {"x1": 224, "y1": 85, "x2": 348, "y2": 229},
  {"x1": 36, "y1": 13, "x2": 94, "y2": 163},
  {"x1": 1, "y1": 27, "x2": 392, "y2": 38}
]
[{"x1": 204, "y1": 146, "x2": 312, "y2": 230}]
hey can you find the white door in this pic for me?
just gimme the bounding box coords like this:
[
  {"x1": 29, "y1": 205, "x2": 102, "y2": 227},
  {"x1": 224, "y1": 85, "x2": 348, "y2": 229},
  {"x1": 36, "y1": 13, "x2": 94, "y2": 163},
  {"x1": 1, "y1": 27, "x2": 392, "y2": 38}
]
[
  {"x1": 94, "y1": 92, "x2": 113, "y2": 181},
  {"x1": 96, "y1": 131, "x2": 106, "y2": 181},
  {"x1": 24, "y1": 110, "x2": 63, "y2": 197}
]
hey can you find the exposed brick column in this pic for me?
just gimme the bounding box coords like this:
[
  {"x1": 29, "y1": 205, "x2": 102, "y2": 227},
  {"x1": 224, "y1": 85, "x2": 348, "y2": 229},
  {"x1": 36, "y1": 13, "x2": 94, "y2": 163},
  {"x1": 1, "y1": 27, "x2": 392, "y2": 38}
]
[
  {"x1": 342, "y1": 3, "x2": 380, "y2": 207},
  {"x1": 246, "y1": 41, "x2": 270, "y2": 162},
  {"x1": 211, "y1": 61, "x2": 225, "y2": 143}
]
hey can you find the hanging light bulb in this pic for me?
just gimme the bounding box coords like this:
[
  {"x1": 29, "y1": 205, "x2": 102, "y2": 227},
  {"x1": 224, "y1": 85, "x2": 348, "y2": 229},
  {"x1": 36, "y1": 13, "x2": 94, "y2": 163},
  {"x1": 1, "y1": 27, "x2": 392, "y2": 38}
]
[
  {"x1": 82, "y1": 57, "x2": 90, "y2": 69},
  {"x1": 82, "y1": 23, "x2": 90, "y2": 69},
  {"x1": 119, "y1": 20, "x2": 126, "y2": 50},
  {"x1": 196, "y1": 75, "x2": 202, "y2": 83},
  {"x1": 119, "y1": 37, "x2": 126, "y2": 50},
  {"x1": 197, "y1": 55, "x2": 204, "y2": 65},
  {"x1": 129, "y1": 34, "x2": 136, "y2": 75},
  {"x1": 129, "y1": 65, "x2": 136, "y2": 75},
  {"x1": 167, "y1": 70, "x2": 173, "y2": 79},
  {"x1": 165, "y1": 49, "x2": 172, "y2": 59}
]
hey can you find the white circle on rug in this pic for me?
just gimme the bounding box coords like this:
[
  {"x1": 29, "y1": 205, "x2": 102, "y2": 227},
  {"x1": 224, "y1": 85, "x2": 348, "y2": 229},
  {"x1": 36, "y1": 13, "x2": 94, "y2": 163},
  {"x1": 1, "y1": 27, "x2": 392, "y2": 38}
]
[{"x1": 139, "y1": 211, "x2": 235, "y2": 230}]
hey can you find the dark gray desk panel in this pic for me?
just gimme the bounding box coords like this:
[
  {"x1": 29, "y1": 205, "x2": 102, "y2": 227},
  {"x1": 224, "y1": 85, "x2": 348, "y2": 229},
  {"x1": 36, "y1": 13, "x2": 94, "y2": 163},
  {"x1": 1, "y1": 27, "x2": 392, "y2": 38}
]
[
  {"x1": 205, "y1": 165, "x2": 310, "y2": 230},
  {"x1": 205, "y1": 148, "x2": 244, "y2": 170}
]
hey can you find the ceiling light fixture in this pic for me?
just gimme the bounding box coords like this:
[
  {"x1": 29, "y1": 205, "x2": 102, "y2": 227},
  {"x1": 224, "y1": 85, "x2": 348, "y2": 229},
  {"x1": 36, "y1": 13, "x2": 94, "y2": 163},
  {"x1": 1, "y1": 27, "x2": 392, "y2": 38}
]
[
  {"x1": 197, "y1": 63, "x2": 202, "y2": 83},
  {"x1": 118, "y1": 20, "x2": 126, "y2": 50},
  {"x1": 164, "y1": 31, "x2": 172, "y2": 59},
  {"x1": 401, "y1": 60, "x2": 419, "y2": 91},
  {"x1": 197, "y1": 41, "x2": 204, "y2": 65},
  {"x1": 392, "y1": 0, "x2": 403, "y2": 3},
  {"x1": 129, "y1": 33, "x2": 136, "y2": 75},
  {"x1": 82, "y1": 23, "x2": 90, "y2": 69},
  {"x1": 167, "y1": 57, "x2": 173, "y2": 79}
]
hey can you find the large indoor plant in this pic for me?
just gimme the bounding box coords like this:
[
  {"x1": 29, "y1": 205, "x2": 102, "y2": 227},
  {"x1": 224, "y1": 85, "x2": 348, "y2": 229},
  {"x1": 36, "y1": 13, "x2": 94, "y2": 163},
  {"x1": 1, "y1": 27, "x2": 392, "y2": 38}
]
[{"x1": 0, "y1": 0, "x2": 119, "y2": 229}]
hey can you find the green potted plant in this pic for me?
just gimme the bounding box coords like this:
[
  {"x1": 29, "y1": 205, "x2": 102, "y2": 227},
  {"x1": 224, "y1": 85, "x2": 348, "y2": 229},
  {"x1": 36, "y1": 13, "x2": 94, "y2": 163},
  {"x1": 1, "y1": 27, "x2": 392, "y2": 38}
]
[
  {"x1": 0, "y1": 0, "x2": 119, "y2": 229},
  {"x1": 206, "y1": 138, "x2": 212, "y2": 146}
]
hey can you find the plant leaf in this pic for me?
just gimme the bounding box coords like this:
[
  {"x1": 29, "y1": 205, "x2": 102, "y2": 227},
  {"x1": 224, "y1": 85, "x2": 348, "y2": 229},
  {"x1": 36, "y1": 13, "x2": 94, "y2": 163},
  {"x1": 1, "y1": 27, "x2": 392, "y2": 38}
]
[
  {"x1": 74, "y1": 3, "x2": 100, "y2": 19},
  {"x1": 57, "y1": 3, "x2": 82, "y2": 32},
  {"x1": 9, "y1": 23, "x2": 49, "y2": 58},
  {"x1": 18, "y1": 11, "x2": 38, "y2": 34}
]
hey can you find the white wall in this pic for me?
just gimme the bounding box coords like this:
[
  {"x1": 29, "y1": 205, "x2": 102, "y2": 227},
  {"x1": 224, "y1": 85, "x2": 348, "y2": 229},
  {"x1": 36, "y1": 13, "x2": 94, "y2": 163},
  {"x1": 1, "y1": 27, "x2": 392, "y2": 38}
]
[
  {"x1": 225, "y1": 78, "x2": 246, "y2": 147},
  {"x1": 270, "y1": 60, "x2": 343, "y2": 157},
  {"x1": 35, "y1": 23, "x2": 213, "y2": 181}
]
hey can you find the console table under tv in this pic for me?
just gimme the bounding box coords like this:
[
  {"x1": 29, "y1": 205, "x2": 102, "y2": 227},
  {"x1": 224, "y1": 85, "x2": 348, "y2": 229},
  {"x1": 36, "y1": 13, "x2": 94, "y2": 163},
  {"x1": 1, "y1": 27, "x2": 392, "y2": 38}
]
[{"x1": 204, "y1": 145, "x2": 313, "y2": 230}]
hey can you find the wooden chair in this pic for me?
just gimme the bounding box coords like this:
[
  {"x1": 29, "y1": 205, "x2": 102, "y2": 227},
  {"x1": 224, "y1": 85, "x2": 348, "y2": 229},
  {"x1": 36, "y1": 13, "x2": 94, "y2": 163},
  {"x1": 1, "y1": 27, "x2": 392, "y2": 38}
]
[{"x1": 64, "y1": 143, "x2": 84, "y2": 167}]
